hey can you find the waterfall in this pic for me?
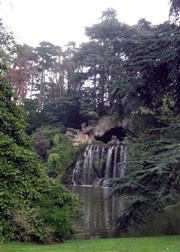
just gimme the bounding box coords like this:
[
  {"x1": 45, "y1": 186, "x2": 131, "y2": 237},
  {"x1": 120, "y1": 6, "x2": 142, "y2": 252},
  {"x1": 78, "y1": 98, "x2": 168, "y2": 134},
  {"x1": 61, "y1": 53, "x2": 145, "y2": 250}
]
[
  {"x1": 120, "y1": 145, "x2": 127, "y2": 178},
  {"x1": 105, "y1": 146, "x2": 114, "y2": 178},
  {"x1": 72, "y1": 157, "x2": 80, "y2": 186},
  {"x1": 82, "y1": 145, "x2": 92, "y2": 185},
  {"x1": 71, "y1": 144, "x2": 127, "y2": 186},
  {"x1": 82, "y1": 145, "x2": 100, "y2": 185},
  {"x1": 113, "y1": 146, "x2": 118, "y2": 178}
]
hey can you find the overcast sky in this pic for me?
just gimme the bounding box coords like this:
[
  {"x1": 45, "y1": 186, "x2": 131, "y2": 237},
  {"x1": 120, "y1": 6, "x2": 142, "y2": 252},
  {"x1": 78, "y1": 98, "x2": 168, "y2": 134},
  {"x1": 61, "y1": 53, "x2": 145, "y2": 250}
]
[{"x1": 1, "y1": 0, "x2": 170, "y2": 47}]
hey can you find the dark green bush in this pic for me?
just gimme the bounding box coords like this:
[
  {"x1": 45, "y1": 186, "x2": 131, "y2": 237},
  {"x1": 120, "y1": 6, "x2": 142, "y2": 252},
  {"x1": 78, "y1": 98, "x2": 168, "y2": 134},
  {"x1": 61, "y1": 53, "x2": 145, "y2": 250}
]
[{"x1": 0, "y1": 80, "x2": 79, "y2": 243}]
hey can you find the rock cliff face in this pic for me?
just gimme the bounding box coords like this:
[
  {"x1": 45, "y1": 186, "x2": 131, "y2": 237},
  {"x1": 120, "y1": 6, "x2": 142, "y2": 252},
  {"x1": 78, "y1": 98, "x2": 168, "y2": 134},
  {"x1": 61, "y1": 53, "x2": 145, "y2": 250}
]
[
  {"x1": 64, "y1": 116, "x2": 130, "y2": 186},
  {"x1": 65, "y1": 127, "x2": 95, "y2": 146},
  {"x1": 65, "y1": 116, "x2": 130, "y2": 146}
]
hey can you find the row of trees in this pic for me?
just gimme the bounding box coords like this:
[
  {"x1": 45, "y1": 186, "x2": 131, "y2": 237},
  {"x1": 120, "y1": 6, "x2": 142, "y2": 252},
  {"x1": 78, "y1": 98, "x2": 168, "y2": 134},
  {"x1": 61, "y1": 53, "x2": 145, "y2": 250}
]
[
  {"x1": 1, "y1": 7, "x2": 179, "y2": 130},
  {"x1": 1, "y1": 1, "x2": 179, "y2": 108}
]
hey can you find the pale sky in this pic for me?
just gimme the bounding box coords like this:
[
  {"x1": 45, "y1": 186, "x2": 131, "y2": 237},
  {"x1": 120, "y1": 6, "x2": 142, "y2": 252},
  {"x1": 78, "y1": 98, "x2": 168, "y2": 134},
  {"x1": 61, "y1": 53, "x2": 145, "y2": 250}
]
[{"x1": 0, "y1": 0, "x2": 170, "y2": 47}]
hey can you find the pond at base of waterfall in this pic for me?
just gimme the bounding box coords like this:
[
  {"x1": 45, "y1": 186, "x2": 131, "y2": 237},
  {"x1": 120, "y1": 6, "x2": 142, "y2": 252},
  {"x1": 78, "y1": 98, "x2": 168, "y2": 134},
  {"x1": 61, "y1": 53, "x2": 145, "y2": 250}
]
[
  {"x1": 67, "y1": 185, "x2": 180, "y2": 239},
  {"x1": 68, "y1": 185, "x2": 120, "y2": 239},
  {"x1": 67, "y1": 144, "x2": 180, "y2": 239}
]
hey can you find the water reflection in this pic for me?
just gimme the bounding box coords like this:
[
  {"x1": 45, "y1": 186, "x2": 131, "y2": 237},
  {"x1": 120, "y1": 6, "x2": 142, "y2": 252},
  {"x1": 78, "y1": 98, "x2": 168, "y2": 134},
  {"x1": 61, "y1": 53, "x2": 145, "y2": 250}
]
[
  {"x1": 69, "y1": 185, "x2": 124, "y2": 239},
  {"x1": 68, "y1": 186, "x2": 180, "y2": 239},
  {"x1": 142, "y1": 209, "x2": 180, "y2": 236}
]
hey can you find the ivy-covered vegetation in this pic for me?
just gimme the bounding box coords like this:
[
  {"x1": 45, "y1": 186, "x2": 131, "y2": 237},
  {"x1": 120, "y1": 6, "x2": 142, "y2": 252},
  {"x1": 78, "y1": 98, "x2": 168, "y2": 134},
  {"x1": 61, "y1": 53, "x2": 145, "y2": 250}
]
[{"x1": 0, "y1": 79, "x2": 79, "y2": 243}]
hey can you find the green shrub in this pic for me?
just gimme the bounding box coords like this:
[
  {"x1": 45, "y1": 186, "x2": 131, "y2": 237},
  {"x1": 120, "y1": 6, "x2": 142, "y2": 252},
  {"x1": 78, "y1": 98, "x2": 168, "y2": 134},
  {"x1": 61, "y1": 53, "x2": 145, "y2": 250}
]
[
  {"x1": 46, "y1": 134, "x2": 76, "y2": 178},
  {"x1": 0, "y1": 79, "x2": 79, "y2": 243}
]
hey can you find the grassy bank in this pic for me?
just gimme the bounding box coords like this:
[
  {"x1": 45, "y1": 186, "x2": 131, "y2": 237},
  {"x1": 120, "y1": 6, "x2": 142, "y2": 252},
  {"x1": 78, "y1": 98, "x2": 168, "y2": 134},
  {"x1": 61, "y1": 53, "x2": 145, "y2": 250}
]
[{"x1": 1, "y1": 235, "x2": 180, "y2": 252}]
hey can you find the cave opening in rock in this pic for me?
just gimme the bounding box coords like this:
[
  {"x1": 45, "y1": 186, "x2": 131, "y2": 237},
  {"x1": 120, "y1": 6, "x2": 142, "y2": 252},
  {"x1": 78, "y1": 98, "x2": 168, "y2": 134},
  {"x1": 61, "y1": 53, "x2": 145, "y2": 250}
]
[{"x1": 95, "y1": 127, "x2": 126, "y2": 144}]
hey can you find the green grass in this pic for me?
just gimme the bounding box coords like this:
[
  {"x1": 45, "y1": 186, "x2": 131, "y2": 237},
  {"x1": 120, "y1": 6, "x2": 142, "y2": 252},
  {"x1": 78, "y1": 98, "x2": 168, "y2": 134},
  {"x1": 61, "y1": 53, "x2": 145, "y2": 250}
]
[{"x1": 1, "y1": 236, "x2": 180, "y2": 252}]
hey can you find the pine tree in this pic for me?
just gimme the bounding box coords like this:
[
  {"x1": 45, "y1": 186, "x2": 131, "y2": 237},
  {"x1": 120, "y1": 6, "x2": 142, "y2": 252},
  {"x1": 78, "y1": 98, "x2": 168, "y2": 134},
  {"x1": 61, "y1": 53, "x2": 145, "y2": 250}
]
[{"x1": 113, "y1": 122, "x2": 180, "y2": 235}]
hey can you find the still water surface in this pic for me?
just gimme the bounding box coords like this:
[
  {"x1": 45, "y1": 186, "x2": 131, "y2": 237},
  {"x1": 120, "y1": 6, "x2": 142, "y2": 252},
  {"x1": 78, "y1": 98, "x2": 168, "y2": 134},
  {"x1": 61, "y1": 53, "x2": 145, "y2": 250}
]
[{"x1": 68, "y1": 186, "x2": 180, "y2": 239}]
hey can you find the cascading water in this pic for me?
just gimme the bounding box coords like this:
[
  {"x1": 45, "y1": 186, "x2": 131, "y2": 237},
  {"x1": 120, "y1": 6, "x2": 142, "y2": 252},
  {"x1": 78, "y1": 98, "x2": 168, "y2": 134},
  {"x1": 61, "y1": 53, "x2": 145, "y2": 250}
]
[
  {"x1": 120, "y1": 145, "x2": 127, "y2": 177},
  {"x1": 105, "y1": 146, "x2": 114, "y2": 179},
  {"x1": 71, "y1": 144, "x2": 127, "y2": 186},
  {"x1": 72, "y1": 157, "x2": 80, "y2": 185},
  {"x1": 82, "y1": 145, "x2": 94, "y2": 185}
]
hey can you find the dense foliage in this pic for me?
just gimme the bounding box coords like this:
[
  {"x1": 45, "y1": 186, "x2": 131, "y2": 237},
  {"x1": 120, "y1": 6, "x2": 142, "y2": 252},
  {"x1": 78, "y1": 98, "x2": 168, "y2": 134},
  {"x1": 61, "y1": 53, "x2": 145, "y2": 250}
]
[
  {"x1": 46, "y1": 133, "x2": 76, "y2": 178},
  {"x1": 32, "y1": 125, "x2": 76, "y2": 178},
  {"x1": 0, "y1": 79, "x2": 79, "y2": 243},
  {"x1": 112, "y1": 120, "x2": 180, "y2": 235}
]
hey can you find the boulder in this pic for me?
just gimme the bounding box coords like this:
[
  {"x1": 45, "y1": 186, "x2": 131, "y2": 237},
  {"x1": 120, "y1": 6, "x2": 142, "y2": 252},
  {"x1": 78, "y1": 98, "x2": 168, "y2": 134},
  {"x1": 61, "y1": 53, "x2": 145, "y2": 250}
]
[
  {"x1": 66, "y1": 127, "x2": 95, "y2": 146},
  {"x1": 65, "y1": 116, "x2": 130, "y2": 146}
]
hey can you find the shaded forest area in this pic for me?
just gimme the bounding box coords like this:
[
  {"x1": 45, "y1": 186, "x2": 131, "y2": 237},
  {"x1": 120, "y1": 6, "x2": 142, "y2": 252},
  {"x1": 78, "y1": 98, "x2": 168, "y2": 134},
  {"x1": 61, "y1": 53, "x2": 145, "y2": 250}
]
[{"x1": 0, "y1": 0, "x2": 180, "y2": 243}]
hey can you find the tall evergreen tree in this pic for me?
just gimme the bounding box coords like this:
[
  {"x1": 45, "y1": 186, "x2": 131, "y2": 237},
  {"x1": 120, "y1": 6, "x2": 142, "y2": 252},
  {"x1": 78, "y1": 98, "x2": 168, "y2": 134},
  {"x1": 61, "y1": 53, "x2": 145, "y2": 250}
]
[{"x1": 170, "y1": 0, "x2": 180, "y2": 20}]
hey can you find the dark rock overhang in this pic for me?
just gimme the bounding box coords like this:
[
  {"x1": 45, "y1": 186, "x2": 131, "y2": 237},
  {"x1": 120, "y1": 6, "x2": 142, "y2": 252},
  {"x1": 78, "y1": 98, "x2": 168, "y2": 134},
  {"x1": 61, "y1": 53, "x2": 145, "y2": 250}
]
[{"x1": 95, "y1": 126, "x2": 126, "y2": 144}]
